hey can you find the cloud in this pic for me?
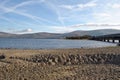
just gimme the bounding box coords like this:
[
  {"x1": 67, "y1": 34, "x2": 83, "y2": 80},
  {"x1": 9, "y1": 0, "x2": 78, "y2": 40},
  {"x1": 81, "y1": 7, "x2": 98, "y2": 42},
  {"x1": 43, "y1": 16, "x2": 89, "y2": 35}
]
[
  {"x1": 44, "y1": 0, "x2": 97, "y2": 27},
  {"x1": 59, "y1": 5, "x2": 74, "y2": 10},
  {"x1": 59, "y1": 0, "x2": 97, "y2": 10},
  {"x1": 111, "y1": 4, "x2": 120, "y2": 8},
  {"x1": 52, "y1": 26, "x2": 77, "y2": 33},
  {"x1": 71, "y1": 23, "x2": 120, "y2": 27},
  {"x1": 91, "y1": 3, "x2": 120, "y2": 24},
  {"x1": 71, "y1": 23, "x2": 120, "y2": 30},
  {"x1": 11, "y1": 0, "x2": 46, "y2": 10},
  {"x1": 52, "y1": 23, "x2": 120, "y2": 33},
  {"x1": 1, "y1": 0, "x2": 120, "y2": 33},
  {"x1": 0, "y1": 0, "x2": 58, "y2": 25},
  {"x1": 43, "y1": 0, "x2": 65, "y2": 26},
  {"x1": 14, "y1": 28, "x2": 33, "y2": 34},
  {"x1": 93, "y1": 13, "x2": 111, "y2": 17},
  {"x1": 0, "y1": 16, "x2": 15, "y2": 23},
  {"x1": 11, "y1": 0, "x2": 39, "y2": 9},
  {"x1": 57, "y1": 0, "x2": 97, "y2": 24}
]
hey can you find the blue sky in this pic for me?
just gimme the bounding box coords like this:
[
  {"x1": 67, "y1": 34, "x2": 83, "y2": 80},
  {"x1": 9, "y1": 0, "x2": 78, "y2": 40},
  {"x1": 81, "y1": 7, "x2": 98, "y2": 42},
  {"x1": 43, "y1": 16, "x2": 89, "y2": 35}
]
[{"x1": 0, "y1": 0, "x2": 120, "y2": 33}]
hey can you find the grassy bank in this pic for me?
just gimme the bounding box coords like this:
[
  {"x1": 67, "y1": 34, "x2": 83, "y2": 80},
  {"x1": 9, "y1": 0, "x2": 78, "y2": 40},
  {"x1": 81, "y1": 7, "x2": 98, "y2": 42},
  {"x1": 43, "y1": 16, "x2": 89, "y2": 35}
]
[{"x1": 0, "y1": 47, "x2": 120, "y2": 80}]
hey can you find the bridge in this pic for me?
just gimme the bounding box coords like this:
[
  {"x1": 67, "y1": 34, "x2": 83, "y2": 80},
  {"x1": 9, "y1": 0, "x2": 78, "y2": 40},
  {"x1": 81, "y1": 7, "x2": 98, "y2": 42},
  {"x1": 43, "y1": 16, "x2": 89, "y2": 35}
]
[{"x1": 91, "y1": 33, "x2": 120, "y2": 46}]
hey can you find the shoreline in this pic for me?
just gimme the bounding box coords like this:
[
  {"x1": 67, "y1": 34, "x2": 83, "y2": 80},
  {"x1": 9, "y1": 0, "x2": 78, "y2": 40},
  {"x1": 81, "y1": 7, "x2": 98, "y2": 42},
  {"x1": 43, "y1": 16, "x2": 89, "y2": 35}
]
[
  {"x1": 0, "y1": 46, "x2": 120, "y2": 59},
  {"x1": 0, "y1": 46, "x2": 118, "y2": 50},
  {"x1": 0, "y1": 46, "x2": 120, "y2": 80}
]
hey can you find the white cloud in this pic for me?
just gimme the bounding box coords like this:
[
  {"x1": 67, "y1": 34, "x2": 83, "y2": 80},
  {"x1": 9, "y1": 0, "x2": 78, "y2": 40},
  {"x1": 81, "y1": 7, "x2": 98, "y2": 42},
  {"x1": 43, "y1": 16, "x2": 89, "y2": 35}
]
[
  {"x1": 59, "y1": 5, "x2": 73, "y2": 10},
  {"x1": 11, "y1": 0, "x2": 38, "y2": 9},
  {"x1": 26, "y1": 28, "x2": 32, "y2": 32},
  {"x1": 0, "y1": 16, "x2": 15, "y2": 24},
  {"x1": 0, "y1": 0, "x2": 58, "y2": 25},
  {"x1": 58, "y1": 1, "x2": 120, "y2": 27},
  {"x1": 93, "y1": 13, "x2": 111, "y2": 17},
  {"x1": 43, "y1": 0, "x2": 65, "y2": 26},
  {"x1": 1, "y1": 0, "x2": 120, "y2": 33},
  {"x1": 92, "y1": 3, "x2": 120, "y2": 24},
  {"x1": 13, "y1": 28, "x2": 33, "y2": 34},
  {"x1": 52, "y1": 26, "x2": 77, "y2": 33},
  {"x1": 59, "y1": 0, "x2": 97, "y2": 10},
  {"x1": 71, "y1": 24, "x2": 120, "y2": 27},
  {"x1": 77, "y1": 2, "x2": 96, "y2": 9},
  {"x1": 52, "y1": 23, "x2": 120, "y2": 33},
  {"x1": 112, "y1": 4, "x2": 120, "y2": 8},
  {"x1": 11, "y1": 0, "x2": 46, "y2": 10}
]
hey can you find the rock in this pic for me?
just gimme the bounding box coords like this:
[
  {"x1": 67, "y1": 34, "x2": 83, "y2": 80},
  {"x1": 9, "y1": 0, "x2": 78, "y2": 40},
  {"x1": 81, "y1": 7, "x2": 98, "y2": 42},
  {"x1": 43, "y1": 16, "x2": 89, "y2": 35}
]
[
  {"x1": 54, "y1": 57, "x2": 58, "y2": 63},
  {"x1": 0, "y1": 54, "x2": 5, "y2": 59},
  {"x1": 49, "y1": 61, "x2": 56, "y2": 65}
]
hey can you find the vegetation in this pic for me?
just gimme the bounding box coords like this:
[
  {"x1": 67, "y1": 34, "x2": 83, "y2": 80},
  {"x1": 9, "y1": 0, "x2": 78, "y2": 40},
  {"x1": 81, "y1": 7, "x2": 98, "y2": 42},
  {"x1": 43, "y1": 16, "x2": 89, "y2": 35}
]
[
  {"x1": 65, "y1": 35, "x2": 92, "y2": 40},
  {"x1": 0, "y1": 47, "x2": 120, "y2": 80}
]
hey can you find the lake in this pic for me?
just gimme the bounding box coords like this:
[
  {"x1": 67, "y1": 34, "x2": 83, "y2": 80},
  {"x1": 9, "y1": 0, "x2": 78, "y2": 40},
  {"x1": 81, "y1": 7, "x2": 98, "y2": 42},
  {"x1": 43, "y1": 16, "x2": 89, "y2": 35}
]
[{"x1": 0, "y1": 38, "x2": 117, "y2": 49}]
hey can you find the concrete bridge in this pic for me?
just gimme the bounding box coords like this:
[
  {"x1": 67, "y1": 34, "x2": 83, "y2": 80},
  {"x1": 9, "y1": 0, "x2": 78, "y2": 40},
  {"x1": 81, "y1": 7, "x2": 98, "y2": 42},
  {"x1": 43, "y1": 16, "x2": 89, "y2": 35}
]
[{"x1": 91, "y1": 33, "x2": 120, "y2": 46}]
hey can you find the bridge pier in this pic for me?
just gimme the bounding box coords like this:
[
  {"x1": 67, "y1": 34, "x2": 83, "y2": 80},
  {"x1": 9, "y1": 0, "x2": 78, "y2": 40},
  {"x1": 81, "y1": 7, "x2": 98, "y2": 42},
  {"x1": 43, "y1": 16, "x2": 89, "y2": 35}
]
[
  {"x1": 92, "y1": 34, "x2": 120, "y2": 45},
  {"x1": 112, "y1": 40, "x2": 115, "y2": 43},
  {"x1": 103, "y1": 39, "x2": 106, "y2": 42},
  {"x1": 106, "y1": 39, "x2": 109, "y2": 42},
  {"x1": 117, "y1": 43, "x2": 120, "y2": 46}
]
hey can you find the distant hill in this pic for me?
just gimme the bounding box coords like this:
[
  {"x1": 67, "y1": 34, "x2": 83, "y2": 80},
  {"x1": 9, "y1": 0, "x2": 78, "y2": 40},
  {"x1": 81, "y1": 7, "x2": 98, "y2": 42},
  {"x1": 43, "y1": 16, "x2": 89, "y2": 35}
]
[
  {"x1": 63, "y1": 29, "x2": 120, "y2": 37},
  {"x1": 17, "y1": 32, "x2": 62, "y2": 39},
  {"x1": 0, "y1": 32, "x2": 16, "y2": 38},
  {"x1": 0, "y1": 29, "x2": 120, "y2": 39}
]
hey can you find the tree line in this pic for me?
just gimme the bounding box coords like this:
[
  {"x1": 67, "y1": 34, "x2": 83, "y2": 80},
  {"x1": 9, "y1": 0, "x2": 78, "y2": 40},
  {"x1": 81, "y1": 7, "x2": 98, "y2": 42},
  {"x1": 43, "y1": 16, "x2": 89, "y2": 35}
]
[{"x1": 65, "y1": 35, "x2": 92, "y2": 40}]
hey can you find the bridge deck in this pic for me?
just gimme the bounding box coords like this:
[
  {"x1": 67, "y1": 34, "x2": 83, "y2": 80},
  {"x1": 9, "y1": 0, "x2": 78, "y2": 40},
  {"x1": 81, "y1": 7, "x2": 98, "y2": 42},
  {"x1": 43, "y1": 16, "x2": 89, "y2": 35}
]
[{"x1": 91, "y1": 33, "x2": 120, "y2": 45}]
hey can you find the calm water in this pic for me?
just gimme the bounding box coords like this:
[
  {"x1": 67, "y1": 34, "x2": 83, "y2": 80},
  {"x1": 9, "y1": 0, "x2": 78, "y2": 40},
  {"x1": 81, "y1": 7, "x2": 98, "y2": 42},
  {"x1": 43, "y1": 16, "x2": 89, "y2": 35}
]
[{"x1": 0, "y1": 38, "x2": 117, "y2": 49}]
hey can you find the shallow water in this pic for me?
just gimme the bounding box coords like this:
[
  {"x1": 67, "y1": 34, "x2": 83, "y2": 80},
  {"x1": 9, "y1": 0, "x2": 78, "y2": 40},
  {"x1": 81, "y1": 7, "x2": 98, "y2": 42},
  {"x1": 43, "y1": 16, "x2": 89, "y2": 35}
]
[{"x1": 0, "y1": 38, "x2": 117, "y2": 49}]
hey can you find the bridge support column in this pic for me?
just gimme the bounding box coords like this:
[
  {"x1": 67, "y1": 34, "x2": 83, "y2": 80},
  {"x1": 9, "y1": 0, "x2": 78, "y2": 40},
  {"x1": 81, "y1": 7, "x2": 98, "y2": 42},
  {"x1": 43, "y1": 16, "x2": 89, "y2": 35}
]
[
  {"x1": 117, "y1": 43, "x2": 120, "y2": 46},
  {"x1": 107, "y1": 39, "x2": 109, "y2": 42},
  {"x1": 103, "y1": 39, "x2": 106, "y2": 42},
  {"x1": 112, "y1": 40, "x2": 115, "y2": 43}
]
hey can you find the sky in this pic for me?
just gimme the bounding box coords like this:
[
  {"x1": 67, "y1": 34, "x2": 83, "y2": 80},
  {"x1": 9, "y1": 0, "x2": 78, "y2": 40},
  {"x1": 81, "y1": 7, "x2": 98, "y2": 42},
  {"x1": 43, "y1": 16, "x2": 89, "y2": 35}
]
[{"x1": 0, "y1": 0, "x2": 120, "y2": 34}]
